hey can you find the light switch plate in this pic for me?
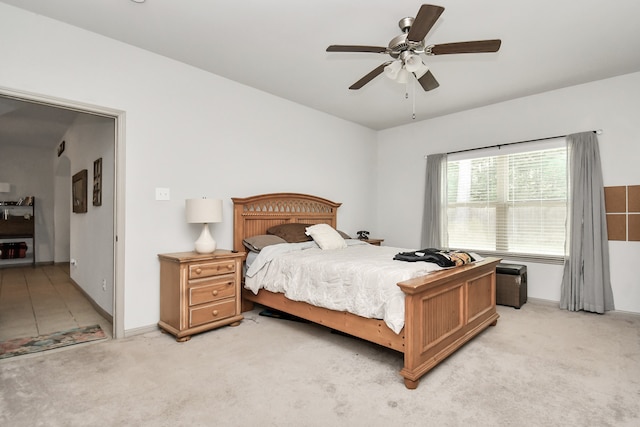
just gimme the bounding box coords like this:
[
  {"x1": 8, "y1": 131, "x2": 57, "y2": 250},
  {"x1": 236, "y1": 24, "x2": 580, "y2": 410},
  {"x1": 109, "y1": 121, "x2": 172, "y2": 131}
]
[{"x1": 155, "y1": 187, "x2": 170, "y2": 200}]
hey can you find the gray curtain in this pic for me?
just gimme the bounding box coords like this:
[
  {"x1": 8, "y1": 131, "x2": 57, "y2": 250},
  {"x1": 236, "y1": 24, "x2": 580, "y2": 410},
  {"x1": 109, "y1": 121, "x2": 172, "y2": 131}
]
[
  {"x1": 560, "y1": 132, "x2": 614, "y2": 313},
  {"x1": 421, "y1": 153, "x2": 447, "y2": 248}
]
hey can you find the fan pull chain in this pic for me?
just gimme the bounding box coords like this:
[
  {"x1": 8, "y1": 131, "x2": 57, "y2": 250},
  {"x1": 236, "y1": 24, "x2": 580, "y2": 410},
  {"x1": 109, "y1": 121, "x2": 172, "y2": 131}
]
[
  {"x1": 412, "y1": 78, "x2": 416, "y2": 120},
  {"x1": 403, "y1": 79, "x2": 416, "y2": 120},
  {"x1": 405, "y1": 78, "x2": 416, "y2": 119}
]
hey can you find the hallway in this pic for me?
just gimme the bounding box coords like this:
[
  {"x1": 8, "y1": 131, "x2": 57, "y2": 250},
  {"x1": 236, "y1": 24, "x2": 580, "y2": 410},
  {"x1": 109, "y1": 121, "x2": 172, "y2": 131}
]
[{"x1": 0, "y1": 264, "x2": 112, "y2": 342}]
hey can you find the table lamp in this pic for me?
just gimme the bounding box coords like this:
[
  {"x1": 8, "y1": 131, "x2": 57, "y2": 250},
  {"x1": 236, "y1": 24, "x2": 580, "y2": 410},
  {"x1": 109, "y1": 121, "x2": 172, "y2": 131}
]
[{"x1": 186, "y1": 198, "x2": 222, "y2": 253}]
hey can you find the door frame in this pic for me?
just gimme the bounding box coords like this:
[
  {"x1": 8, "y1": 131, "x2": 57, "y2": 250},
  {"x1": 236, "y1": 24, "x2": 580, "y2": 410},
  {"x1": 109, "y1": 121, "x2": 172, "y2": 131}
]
[{"x1": 0, "y1": 85, "x2": 126, "y2": 339}]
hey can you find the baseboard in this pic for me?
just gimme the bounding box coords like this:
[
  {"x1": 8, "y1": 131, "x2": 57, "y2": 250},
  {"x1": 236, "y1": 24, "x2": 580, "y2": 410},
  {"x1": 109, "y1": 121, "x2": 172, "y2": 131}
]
[
  {"x1": 124, "y1": 324, "x2": 160, "y2": 338},
  {"x1": 36, "y1": 261, "x2": 55, "y2": 266},
  {"x1": 68, "y1": 277, "x2": 113, "y2": 324},
  {"x1": 526, "y1": 297, "x2": 559, "y2": 306},
  {"x1": 0, "y1": 260, "x2": 52, "y2": 269}
]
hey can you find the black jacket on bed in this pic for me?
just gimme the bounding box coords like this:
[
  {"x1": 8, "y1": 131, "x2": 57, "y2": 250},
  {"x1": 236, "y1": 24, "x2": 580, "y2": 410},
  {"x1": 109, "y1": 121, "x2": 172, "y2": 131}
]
[{"x1": 393, "y1": 248, "x2": 475, "y2": 267}]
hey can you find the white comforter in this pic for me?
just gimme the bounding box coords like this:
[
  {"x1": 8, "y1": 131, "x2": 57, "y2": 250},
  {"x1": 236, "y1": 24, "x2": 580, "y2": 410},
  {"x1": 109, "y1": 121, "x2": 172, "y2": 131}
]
[{"x1": 244, "y1": 240, "x2": 444, "y2": 334}]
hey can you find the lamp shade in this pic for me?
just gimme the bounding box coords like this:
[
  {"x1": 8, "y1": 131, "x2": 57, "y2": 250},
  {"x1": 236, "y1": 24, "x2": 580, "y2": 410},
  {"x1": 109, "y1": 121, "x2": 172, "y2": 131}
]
[
  {"x1": 186, "y1": 198, "x2": 222, "y2": 224},
  {"x1": 0, "y1": 182, "x2": 10, "y2": 193}
]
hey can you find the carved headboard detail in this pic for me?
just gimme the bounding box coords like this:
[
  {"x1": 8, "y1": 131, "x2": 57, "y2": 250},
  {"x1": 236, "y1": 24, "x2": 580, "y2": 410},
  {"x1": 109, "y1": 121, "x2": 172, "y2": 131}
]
[{"x1": 232, "y1": 193, "x2": 341, "y2": 253}]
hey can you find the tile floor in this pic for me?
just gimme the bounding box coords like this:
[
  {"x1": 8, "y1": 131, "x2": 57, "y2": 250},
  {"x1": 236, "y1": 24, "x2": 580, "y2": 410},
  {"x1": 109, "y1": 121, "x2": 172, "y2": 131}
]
[{"x1": 0, "y1": 264, "x2": 112, "y2": 341}]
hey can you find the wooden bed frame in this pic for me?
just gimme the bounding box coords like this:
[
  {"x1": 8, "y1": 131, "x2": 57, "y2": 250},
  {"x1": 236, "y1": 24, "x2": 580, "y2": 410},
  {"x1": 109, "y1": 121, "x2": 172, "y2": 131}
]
[{"x1": 232, "y1": 193, "x2": 500, "y2": 389}]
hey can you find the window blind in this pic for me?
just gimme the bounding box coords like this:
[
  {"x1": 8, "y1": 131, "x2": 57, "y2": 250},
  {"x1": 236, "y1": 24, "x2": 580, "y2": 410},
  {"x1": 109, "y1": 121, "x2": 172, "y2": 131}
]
[{"x1": 446, "y1": 138, "x2": 567, "y2": 260}]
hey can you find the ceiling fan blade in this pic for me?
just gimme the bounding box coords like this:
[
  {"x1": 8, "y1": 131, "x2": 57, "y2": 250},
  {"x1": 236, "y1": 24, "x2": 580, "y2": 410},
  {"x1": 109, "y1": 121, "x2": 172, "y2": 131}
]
[
  {"x1": 406, "y1": 4, "x2": 445, "y2": 43},
  {"x1": 349, "y1": 62, "x2": 392, "y2": 90},
  {"x1": 416, "y1": 69, "x2": 439, "y2": 91},
  {"x1": 327, "y1": 45, "x2": 388, "y2": 53},
  {"x1": 430, "y1": 39, "x2": 502, "y2": 55}
]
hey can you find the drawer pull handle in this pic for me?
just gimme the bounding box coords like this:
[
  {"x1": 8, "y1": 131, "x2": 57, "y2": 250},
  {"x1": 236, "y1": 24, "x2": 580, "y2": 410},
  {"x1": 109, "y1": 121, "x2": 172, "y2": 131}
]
[
  {"x1": 212, "y1": 290, "x2": 219, "y2": 296},
  {"x1": 212, "y1": 310, "x2": 219, "y2": 317},
  {"x1": 195, "y1": 268, "x2": 202, "y2": 275}
]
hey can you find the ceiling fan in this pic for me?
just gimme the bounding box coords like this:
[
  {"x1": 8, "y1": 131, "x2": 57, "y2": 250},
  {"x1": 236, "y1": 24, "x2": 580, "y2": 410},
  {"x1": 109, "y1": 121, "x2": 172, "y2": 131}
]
[{"x1": 326, "y1": 4, "x2": 501, "y2": 91}]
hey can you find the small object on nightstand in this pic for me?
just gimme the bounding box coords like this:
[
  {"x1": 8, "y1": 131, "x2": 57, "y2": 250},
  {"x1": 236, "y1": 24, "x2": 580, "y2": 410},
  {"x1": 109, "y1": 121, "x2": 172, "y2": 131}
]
[
  {"x1": 356, "y1": 230, "x2": 370, "y2": 240},
  {"x1": 157, "y1": 250, "x2": 245, "y2": 342},
  {"x1": 362, "y1": 238, "x2": 384, "y2": 246}
]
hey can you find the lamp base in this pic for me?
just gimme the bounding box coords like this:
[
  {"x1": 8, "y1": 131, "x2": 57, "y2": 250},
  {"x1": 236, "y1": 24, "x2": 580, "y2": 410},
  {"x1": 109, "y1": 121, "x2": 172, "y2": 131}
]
[{"x1": 194, "y1": 223, "x2": 217, "y2": 254}]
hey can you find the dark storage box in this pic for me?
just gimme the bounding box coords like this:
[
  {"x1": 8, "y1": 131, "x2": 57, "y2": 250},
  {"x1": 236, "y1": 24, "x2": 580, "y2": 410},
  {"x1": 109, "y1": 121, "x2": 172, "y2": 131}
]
[
  {"x1": 496, "y1": 263, "x2": 527, "y2": 308},
  {"x1": 0, "y1": 242, "x2": 28, "y2": 259}
]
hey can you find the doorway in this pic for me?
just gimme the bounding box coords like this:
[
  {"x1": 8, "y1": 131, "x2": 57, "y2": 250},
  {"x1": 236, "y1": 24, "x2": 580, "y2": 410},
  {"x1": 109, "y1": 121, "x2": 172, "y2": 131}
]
[{"x1": 0, "y1": 88, "x2": 124, "y2": 338}]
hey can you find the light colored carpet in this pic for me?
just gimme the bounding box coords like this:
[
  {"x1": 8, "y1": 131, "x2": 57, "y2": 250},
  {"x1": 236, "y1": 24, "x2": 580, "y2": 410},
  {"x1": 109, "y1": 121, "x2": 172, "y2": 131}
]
[{"x1": 1, "y1": 300, "x2": 639, "y2": 426}]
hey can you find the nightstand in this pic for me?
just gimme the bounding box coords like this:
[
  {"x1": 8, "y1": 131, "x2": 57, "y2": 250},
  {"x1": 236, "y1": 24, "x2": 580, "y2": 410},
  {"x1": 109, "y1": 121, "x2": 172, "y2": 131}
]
[
  {"x1": 158, "y1": 250, "x2": 245, "y2": 342},
  {"x1": 362, "y1": 238, "x2": 384, "y2": 246}
]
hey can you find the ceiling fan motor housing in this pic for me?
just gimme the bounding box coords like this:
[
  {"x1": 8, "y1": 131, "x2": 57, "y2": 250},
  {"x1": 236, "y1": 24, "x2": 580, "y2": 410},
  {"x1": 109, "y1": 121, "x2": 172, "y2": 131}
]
[
  {"x1": 388, "y1": 34, "x2": 425, "y2": 58},
  {"x1": 389, "y1": 16, "x2": 426, "y2": 58}
]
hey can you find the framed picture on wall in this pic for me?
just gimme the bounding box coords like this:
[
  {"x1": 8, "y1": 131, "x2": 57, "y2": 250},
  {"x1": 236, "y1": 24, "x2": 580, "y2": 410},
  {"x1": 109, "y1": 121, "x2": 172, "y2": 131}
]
[
  {"x1": 57, "y1": 140, "x2": 65, "y2": 157},
  {"x1": 93, "y1": 157, "x2": 102, "y2": 206},
  {"x1": 72, "y1": 169, "x2": 88, "y2": 213}
]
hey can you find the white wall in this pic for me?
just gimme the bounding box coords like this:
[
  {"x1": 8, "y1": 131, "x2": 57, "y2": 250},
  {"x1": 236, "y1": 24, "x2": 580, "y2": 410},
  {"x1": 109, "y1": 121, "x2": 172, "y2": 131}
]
[
  {"x1": 0, "y1": 143, "x2": 55, "y2": 264},
  {"x1": 0, "y1": 3, "x2": 377, "y2": 331},
  {"x1": 53, "y1": 155, "x2": 71, "y2": 263},
  {"x1": 377, "y1": 72, "x2": 640, "y2": 313},
  {"x1": 58, "y1": 114, "x2": 116, "y2": 314}
]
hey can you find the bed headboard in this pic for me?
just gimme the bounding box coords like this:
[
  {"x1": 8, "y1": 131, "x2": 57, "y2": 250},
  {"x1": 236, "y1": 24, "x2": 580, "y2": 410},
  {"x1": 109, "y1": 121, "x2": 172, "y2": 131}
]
[{"x1": 232, "y1": 193, "x2": 341, "y2": 252}]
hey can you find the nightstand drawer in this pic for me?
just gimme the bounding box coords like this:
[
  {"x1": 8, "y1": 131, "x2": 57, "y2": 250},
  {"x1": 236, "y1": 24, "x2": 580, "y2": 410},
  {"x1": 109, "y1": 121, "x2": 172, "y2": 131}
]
[
  {"x1": 188, "y1": 259, "x2": 236, "y2": 279},
  {"x1": 190, "y1": 299, "x2": 236, "y2": 327},
  {"x1": 189, "y1": 275, "x2": 236, "y2": 306}
]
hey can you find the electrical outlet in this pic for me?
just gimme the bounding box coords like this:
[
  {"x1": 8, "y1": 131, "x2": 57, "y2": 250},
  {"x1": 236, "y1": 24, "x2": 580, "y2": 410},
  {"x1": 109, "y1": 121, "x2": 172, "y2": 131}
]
[
  {"x1": 102, "y1": 279, "x2": 107, "y2": 291},
  {"x1": 155, "y1": 187, "x2": 170, "y2": 200}
]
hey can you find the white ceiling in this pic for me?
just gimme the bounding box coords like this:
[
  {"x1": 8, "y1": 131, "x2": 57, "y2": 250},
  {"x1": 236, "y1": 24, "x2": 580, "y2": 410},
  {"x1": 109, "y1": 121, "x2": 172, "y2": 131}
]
[
  {"x1": 2, "y1": 0, "x2": 640, "y2": 147},
  {"x1": 0, "y1": 96, "x2": 85, "y2": 149}
]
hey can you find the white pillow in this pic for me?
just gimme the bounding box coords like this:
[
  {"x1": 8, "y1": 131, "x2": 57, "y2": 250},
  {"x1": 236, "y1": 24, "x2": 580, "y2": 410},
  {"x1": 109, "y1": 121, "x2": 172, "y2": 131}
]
[{"x1": 305, "y1": 224, "x2": 347, "y2": 250}]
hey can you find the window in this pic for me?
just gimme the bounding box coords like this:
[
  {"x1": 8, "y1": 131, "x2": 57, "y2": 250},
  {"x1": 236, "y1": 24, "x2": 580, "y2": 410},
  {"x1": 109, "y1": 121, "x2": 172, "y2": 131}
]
[{"x1": 446, "y1": 139, "x2": 567, "y2": 260}]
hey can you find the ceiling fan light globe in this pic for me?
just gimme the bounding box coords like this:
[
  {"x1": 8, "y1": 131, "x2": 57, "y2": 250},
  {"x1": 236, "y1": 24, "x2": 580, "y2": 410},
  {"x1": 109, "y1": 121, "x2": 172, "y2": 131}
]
[
  {"x1": 396, "y1": 68, "x2": 410, "y2": 84},
  {"x1": 404, "y1": 54, "x2": 422, "y2": 72},
  {"x1": 384, "y1": 60, "x2": 402, "y2": 80},
  {"x1": 383, "y1": 66, "x2": 399, "y2": 80},
  {"x1": 413, "y1": 63, "x2": 429, "y2": 79}
]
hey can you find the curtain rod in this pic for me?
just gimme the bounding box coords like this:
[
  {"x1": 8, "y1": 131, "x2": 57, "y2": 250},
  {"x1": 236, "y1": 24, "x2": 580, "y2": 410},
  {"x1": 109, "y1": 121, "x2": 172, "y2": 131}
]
[{"x1": 425, "y1": 129, "x2": 603, "y2": 158}]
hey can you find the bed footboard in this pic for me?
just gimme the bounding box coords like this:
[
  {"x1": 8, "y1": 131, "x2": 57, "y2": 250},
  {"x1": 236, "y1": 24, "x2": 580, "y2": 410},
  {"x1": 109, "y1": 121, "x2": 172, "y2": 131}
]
[{"x1": 397, "y1": 257, "x2": 500, "y2": 389}]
